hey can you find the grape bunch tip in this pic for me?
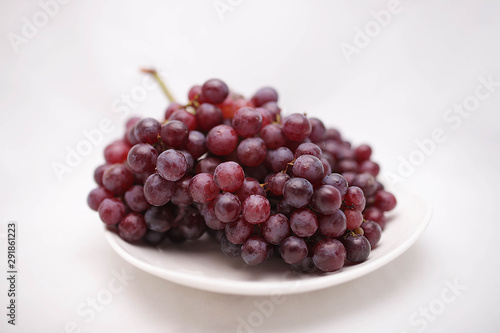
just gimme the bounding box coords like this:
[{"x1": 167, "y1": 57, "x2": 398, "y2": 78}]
[{"x1": 87, "y1": 74, "x2": 397, "y2": 274}]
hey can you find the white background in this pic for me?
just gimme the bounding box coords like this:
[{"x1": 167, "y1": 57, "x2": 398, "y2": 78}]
[{"x1": 1, "y1": 0, "x2": 499, "y2": 332}]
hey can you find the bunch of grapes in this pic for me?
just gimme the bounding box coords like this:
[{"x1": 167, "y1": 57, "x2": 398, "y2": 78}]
[{"x1": 87, "y1": 76, "x2": 397, "y2": 273}]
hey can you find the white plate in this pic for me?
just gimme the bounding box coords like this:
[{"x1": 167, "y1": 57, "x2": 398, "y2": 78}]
[{"x1": 106, "y1": 185, "x2": 432, "y2": 295}]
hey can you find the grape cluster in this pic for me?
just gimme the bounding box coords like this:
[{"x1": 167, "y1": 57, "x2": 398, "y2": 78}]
[{"x1": 87, "y1": 78, "x2": 397, "y2": 273}]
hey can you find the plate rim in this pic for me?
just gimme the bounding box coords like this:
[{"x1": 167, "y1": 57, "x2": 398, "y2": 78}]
[{"x1": 105, "y1": 186, "x2": 432, "y2": 296}]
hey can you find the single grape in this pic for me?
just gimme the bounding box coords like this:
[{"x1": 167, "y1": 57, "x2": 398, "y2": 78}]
[
  {"x1": 195, "y1": 103, "x2": 223, "y2": 132},
  {"x1": 283, "y1": 177, "x2": 313, "y2": 208},
  {"x1": 179, "y1": 150, "x2": 194, "y2": 173},
  {"x1": 234, "y1": 177, "x2": 266, "y2": 203},
  {"x1": 290, "y1": 256, "x2": 317, "y2": 273},
  {"x1": 206, "y1": 124, "x2": 238, "y2": 156},
  {"x1": 292, "y1": 155, "x2": 324, "y2": 184},
  {"x1": 144, "y1": 203, "x2": 177, "y2": 232},
  {"x1": 237, "y1": 137, "x2": 267, "y2": 167},
  {"x1": 321, "y1": 157, "x2": 332, "y2": 177},
  {"x1": 156, "y1": 149, "x2": 188, "y2": 181},
  {"x1": 343, "y1": 234, "x2": 371, "y2": 263},
  {"x1": 277, "y1": 199, "x2": 293, "y2": 217},
  {"x1": 318, "y1": 209, "x2": 347, "y2": 238},
  {"x1": 255, "y1": 107, "x2": 272, "y2": 128},
  {"x1": 280, "y1": 236, "x2": 308, "y2": 265},
  {"x1": 241, "y1": 235, "x2": 269, "y2": 265},
  {"x1": 308, "y1": 118, "x2": 326, "y2": 142},
  {"x1": 165, "y1": 102, "x2": 183, "y2": 120},
  {"x1": 344, "y1": 186, "x2": 365, "y2": 207},
  {"x1": 311, "y1": 185, "x2": 342, "y2": 215},
  {"x1": 213, "y1": 161, "x2": 245, "y2": 192},
  {"x1": 87, "y1": 187, "x2": 114, "y2": 211},
  {"x1": 171, "y1": 175, "x2": 193, "y2": 207},
  {"x1": 187, "y1": 85, "x2": 202, "y2": 101},
  {"x1": 261, "y1": 213, "x2": 290, "y2": 245},
  {"x1": 213, "y1": 192, "x2": 241, "y2": 223},
  {"x1": 363, "y1": 206, "x2": 386, "y2": 229},
  {"x1": 188, "y1": 173, "x2": 219, "y2": 204},
  {"x1": 242, "y1": 195, "x2": 271, "y2": 224},
  {"x1": 143, "y1": 230, "x2": 167, "y2": 246},
  {"x1": 119, "y1": 212, "x2": 147, "y2": 242},
  {"x1": 362, "y1": 220, "x2": 382, "y2": 248},
  {"x1": 344, "y1": 208, "x2": 363, "y2": 230},
  {"x1": 124, "y1": 185, "x2": 151, "y2": 212},
  {"x1": 260, "y1": 124, "x2": 287, "y2": 149},
  {"x1": 183, "y1": 130, "x2": 207, "y2": 160},
  {"x1": 265, "y1": 147, "x2": 294, "y2": 173},
  {"x1": 358, "y1": 160, "x2": 380, "y2": 177},
  {"x1": 102, "y1": 164, "x2": 134, "y2": 195},
  {"x1": 195, "y1": 156, "x2": 222, "y2": 175},
  {"x1": 337, "y1": 159, "x2": 358, "y2": 173},
  {"x1": 134, "y1": 118, "x2": 161, "y2": 144},
  {"x1": 290, "y1": 208, "x2": 318, "y2": 237},
  {"x1": 160, "y1": 120, "x2": 189, "y2": 148},
  {"x1": 143, "y1": 174, "x2": 175, "y2": 206},
  {"x1": 104, "y1": 140, "x2": 131, "y2": 164},
  {"x1": 127, "y1": 143, "x2": 158, "y2": 173},
  {"x1": 251, "y1": 87, "x2": 278, "y2": 107},
  {"x1": 261, "y1": 101, "x2": 281, "y2": 121},
  {"x1": 324, "y1": 128, "x2": 342, "y2": 141},
  {"x1": 268, "y1": 173, "x2": 290, "y2": 196},
  {"x1": 322, "y1": 173, "x2": 348, "y2": 196},
  {"x1": 354, "y1": 144, "x2": 372, "y2": 162},
  {"x1": 351, "y1": 173, "x2": 377, "y2": 197},
  {"x1": 312, "y1": 239, "x2": 346, "y2": 272},
  {"x1": 294, "y1": 143, "x2": 322, "y2": 159},
  {"x1": 282, "y1": 113, "x2": 311, "y2": 142},
  {"x1": 169, "y1": 109, "x2": 197, "y2": 131},
  {"x1": 178, "y1": 211, "x2": 206, "y2": 240},
  {"x1": 200, "y1": 202, "x2": 226, "y2": 230},
  {"x1": 232, "y1": 107, "x2": 262, "y2": 138},
  {"x1": 201, "y1": 79, "x2": 229, "y2": 104},
  {"x1": 221, "y1": 236, "x2": 242, "y2": 257},
  {"x1": 98, "y1": 198, "x2": 126, "y2": 225},
  {"x1": 94, "y1": 163, "x2": 111, "y2": 186},
  {"x1": 225, "y1": 217, "x2": 254, "y2": 244},
  {"x1": 375, "y1": 190, "x2": 397, "y2": 211}
]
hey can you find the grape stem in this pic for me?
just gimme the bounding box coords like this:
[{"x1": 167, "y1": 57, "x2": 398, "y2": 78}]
[{"x1": 140, "y1": 67, "x2": 177, "y2": 103}]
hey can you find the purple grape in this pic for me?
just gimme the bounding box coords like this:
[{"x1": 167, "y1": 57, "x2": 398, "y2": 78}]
[
  {"x1": 195, "y1": 157, "x2": 222, "y2": 175},
  {"x1": 268, "y1": 172, "x2": 290, "y2": 196},
  {"x1": 308, "y1": 118, "x2": 326, "y2": 142},
  {"x1": 251, "y1": 87, "x2": 278, "y2": 107},
  {"x1": 201, "y1": 79, "x2": 229, "y2": 104},
  {"x1": 283, "y1": 177, "x2": 313, "y2": 208},
  {"x1": 134, "y1": 118, "x2": 161, "y2": 144},
  {"x1": 344, "y1": 186, "x2": 365, "y2": 207},
  {"x1": 169, "y1": 109, "x2": 197, "y2": 131},
  {"x1": 127, "y1": 143, "x2": 158, "y2": 173},
  {"x1": 241, "y1": 235, "x2": 269, "y2": 265},
  {"x1": 188, "y1": 173, "x2": 219, "y2": 204},
  {"x1": 221, "y1": 236, "x2": 242, "y2": 257},
  {"x1": 124, "y1": 185, "x2": 151, "y2": 212},
  {"x1": 237, "y1": 137, "x2": 267, "y2": 167},
  {"x1": 290, "y1": 208, "x2": 318, "y2": 237},
  {"x1": 294, "y1": 143, "x2": 322, "y2": 158},
  {"x1": 351, "y1": 173, "x2": 377, "y2": 197},
  {"x1": 280, "y1": 236, "x2": 308, "y2": 264},
  {"x1": 358, "y1": 160, "x2": 380, "y2": 177},
  {"x1": 232, "y1": 107, "x2": 262, "y2": 138},
  {"x1": 102, "y1": 164, "x2": 134, "y2": 195},
  {"x1": 362, "y1": 220, "x2": 382, "y2": 248},
  {"x1": 94, "y1": 163, "x2": 111, "y2": 186},
  {"x1": 98, "y1": 198, "x2": 126, "y2": 225},
  {"x1": 354, "y1": 144, "x2": 372, "y2": 162},
  {"x1": 282, "y1": 113, "x2": 311, "y2": 142},
  {"x1": 213, "y1": 193, "x2": 241, "y2": 223},
  {"x1": 318, "y1": 210, "x2": 346, "y2": 238},
  {"x1": 171, "y1": 176, "x2": 193, "y2": 207},
  {"x1": 183, "y1": 130, "x2": 207, "y2": 160},
  {"x1": 225, "y1": 217, "x2": 254, "y2": 244},
  {"x1": 322, "y1": 173, "x2": 348, "y2": 196},
  {"x1": 178, "y1": 211, "x2": 206, "y2": 240},
  {"x1": 195, "y1": 103, "x2": 223, "y2": 132},
  {"x1": 143, "y1": 174, "x2": 175, "y2": 206},
  {"x1": 242, "y1": 195, "x2": 271, "y2": 225},
  {"x1": 206, "y1": 125, "x2": 238, "y2": 156},
  {"x1": 375, "y1": 190, "x2": 397, "y2": 211},
  {"x1": 235, "y1": 177, "x2": 266, "y2": 203},
  {"x1": 87, "y1": 187, "x2": 114, "y2": 211},
  {"x1": 118, "y1": 212, "x2": 147, "y2": 242},
  {"x1": 156, "y1": 149, "x2": 188, "y2": 181},
  {"x1": 311, "y1": 185, "x2": 342, "y2": 215},
  {"x1": 143, "y1": 230, "x2": 166, "y2": 246},
  {"x1": 261, "y1": 213, "x2": 290, "y2": 245},
  {"x1": 344, "y1": 208, "x2": 363, "y2": 230},
  {"x1": 144, "y1": 203, "x2": 177, "y2": 232},
  {"x1": 260, "y1": 124, "x2": 287, "y2": 149},
  {"x1": 213, "y1": 161, "x2": 245, "y2": 192},
  {"x1": 266, "y1": 147, "x2": 294, "y2": 173},
  {"x1": 343, "y1": 234, "x2": 371, "y2": 263},
  {"x1": 312, "y1": 239, "x2": 346, "y2": 272},
  {"x1": 160, "y1": 120, "x2": 189, "y2": 148},
  {"x1": 292, "y1": 155, "x2": 324, "y2": 184},
  {"x1": 104, "y1": 140, "x2": 131, "y2": 164}
]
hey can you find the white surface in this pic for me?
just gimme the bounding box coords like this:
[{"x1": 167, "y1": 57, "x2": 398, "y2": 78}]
[
  {"x1": 1, "y1": 0, "x2": 499, "y2": 332},
  {"x1": 106, "y1": 186, "x2": 432, "y2": 296}
]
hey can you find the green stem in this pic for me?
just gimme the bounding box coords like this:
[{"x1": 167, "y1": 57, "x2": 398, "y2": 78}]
[{"x1": 140, "y1": 68, "x2": 176, "y2": 103}]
